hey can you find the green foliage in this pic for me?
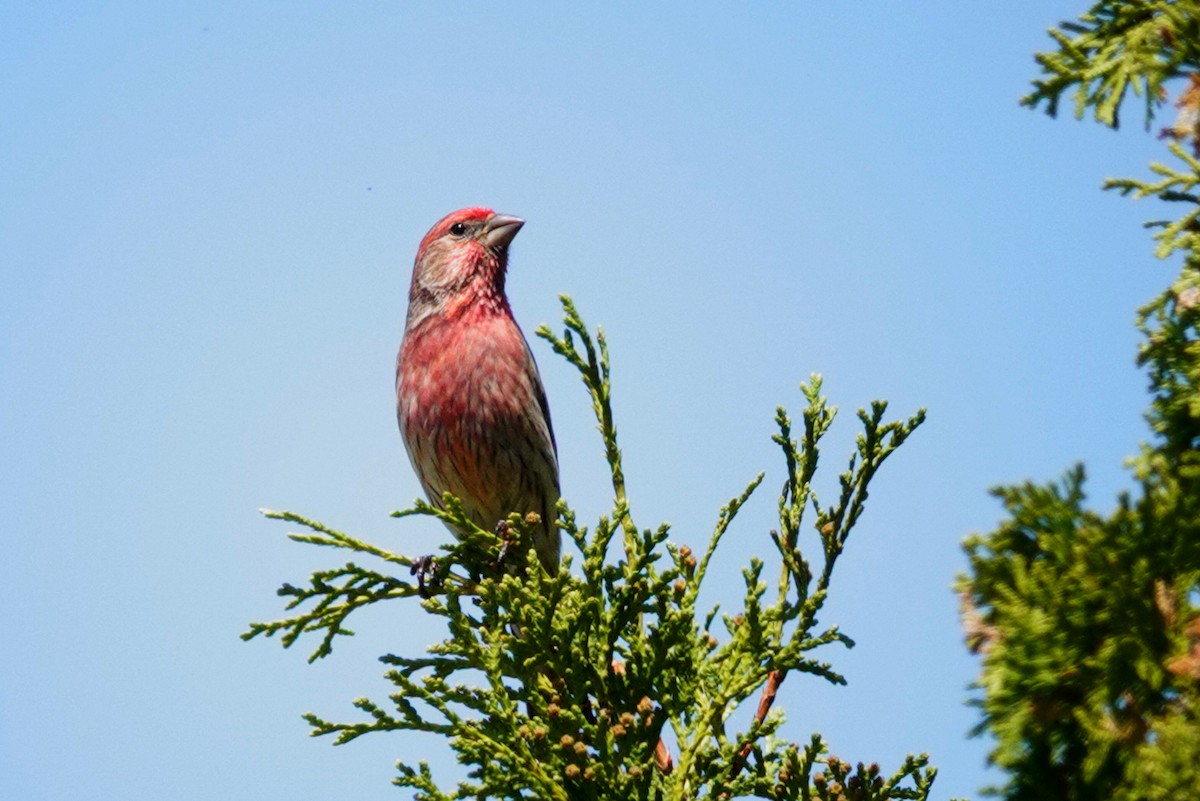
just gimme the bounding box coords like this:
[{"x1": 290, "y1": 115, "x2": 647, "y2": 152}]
[
  {"x1": 958, "y1": 467, "x2": 1189, "y2": 799},
  {"x1": 1106, "y1": 143, "x2": 1200, "y2": 261},
  {"x1": 1112, "y1": 701, "x2": 1200, "y2": 801},
  {"x1": 959, "y1": 3, "x2": 1200, "y2": 799},
  {"x1": 247, "y1": 296, "x2": 934, "y2": 800},
  {"x1": 1021, "y1": 0, "x2": 1200, "y2": 129}
]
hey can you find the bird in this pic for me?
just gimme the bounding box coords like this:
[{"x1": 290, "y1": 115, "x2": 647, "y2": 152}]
[{"x1": 395, "y1": 207, "x2": 561, "y2": 574}]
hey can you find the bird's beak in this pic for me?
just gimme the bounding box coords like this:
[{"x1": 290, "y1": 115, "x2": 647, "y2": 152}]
[{"x1": 482, "y1": 214, "x2": 525, "y2": 249}]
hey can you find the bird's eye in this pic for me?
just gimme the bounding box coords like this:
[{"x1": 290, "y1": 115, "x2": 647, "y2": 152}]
[{"x1": 449, "y1": 222, "x2": 468, "y2": 236}]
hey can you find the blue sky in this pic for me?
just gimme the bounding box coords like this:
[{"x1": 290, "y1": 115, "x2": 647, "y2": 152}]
[{"x1": 0, "y1": 3, "x2": 1177, "y2": 799}]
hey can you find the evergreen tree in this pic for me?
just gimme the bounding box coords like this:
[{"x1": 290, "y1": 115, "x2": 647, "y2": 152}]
[
  {"x1": 247, "y1": 298, "x2": 938, "y2": 800},
  {"x1": 958, "y1": 3, "x2": 1200, "y2": 798}
]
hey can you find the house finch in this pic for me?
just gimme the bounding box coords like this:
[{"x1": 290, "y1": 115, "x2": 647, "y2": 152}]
[{"x1": 396, "y1": 207, "x2": 561, "y2": 573}]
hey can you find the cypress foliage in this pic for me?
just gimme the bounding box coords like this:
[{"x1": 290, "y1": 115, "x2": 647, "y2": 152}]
[
  {"x1": 247, "y1": 297, "x2": 935, "y2": 800},
  {"x1": 959, "y1": 3, "x2": 1200, "y2": 798}
]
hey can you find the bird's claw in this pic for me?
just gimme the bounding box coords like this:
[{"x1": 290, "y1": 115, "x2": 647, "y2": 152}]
[
  {"x1": 494, "y1": 520, "x2": 517, "y2": 572},
  {"x1": 411, "y1": 554, "x2": 440, "y2": 598}
]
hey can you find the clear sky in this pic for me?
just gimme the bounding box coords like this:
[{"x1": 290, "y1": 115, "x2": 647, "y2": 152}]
[{"x1": 0, "y1": 3, "x2": 1177, "y2": 799}]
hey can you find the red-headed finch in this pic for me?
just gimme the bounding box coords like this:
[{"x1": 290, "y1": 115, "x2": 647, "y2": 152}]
[{"x1": 396, "y1": 207, "x2": 560, "y2": 573}]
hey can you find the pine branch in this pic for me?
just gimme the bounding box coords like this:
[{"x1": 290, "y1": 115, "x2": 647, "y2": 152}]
[
  {"x1": 1022, "y1": 0, "x2": 1200, "y2": 129},
  {"x1": 961, "y1": 9, "x2": 1200, "y2": 797}
]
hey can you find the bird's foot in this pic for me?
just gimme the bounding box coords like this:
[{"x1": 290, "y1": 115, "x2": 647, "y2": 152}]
[
  {"x1": 410, "y1": 554, "x2": 440, "y2": 598},
  {"x1": 494, "y1": 520, "x2": 516, "y2": 571}
]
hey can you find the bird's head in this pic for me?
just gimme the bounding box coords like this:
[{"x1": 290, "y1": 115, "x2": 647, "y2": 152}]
[{"x1": 407, "y1": 207, "x2": 525, "y2": 324}]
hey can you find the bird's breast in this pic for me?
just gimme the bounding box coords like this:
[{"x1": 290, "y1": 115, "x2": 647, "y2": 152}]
[
  {"x1": 397, "y1": 313, "x2": 543, "y2": 461},
  {"x1": 396, "y1": 311, "x2": 553, "y2": 523}
]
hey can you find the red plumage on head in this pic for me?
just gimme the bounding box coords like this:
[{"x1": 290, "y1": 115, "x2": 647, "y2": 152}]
[{"x1": 417, "y1": 206, "x2": 495, "y2": 254}]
